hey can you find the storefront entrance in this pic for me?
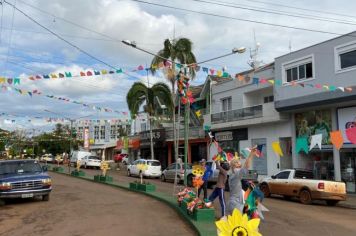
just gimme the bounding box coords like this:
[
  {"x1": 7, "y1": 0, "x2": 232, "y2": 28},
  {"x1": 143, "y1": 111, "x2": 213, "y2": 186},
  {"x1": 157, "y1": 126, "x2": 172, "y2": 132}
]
[{"x1": 340, "y1": 149, "x2": 356, "y2": 193}]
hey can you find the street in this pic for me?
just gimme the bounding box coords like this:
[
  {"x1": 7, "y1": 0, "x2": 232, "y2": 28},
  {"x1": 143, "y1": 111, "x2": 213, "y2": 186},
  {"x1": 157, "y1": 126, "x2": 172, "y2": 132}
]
[
  {"x1": 0, "y1": 172, "x2": 195, "y2": 236},
  {"x1": 61, "y1": 165, "x2": 356, "y2": 236}
]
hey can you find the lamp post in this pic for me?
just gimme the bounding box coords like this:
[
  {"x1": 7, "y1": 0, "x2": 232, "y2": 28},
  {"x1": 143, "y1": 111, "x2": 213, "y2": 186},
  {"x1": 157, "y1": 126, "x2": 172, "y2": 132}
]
[{"x1": 121, "y1": 40, "x2": 246, "y2": 186}]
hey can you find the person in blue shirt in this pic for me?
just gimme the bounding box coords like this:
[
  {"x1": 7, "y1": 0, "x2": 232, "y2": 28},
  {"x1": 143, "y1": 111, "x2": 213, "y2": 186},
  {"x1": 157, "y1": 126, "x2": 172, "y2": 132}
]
[{"x1": 198, "y1": 159, "x2": 213, "y2": 200}]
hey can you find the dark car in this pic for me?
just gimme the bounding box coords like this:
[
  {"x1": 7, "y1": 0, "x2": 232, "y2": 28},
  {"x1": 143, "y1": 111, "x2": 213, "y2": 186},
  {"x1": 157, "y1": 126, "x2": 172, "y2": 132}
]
[{"x1": 0, "y1": 159, "x2": 52, "y2": 204}]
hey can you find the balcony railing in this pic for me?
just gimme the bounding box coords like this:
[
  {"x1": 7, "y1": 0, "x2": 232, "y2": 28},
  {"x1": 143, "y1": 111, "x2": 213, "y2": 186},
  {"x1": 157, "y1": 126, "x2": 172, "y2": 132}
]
[
  {"x1": 211, "y1": 105, "x2": 263, "y2": 124},
  {"x1": 165, "y1": 126, "x2": 205, "y2": 140}
]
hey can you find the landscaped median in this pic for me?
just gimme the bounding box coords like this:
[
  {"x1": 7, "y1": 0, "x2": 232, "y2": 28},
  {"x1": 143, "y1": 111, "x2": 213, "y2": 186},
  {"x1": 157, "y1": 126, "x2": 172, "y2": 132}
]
[{"x1": 47, "y1": 165, "x2": 217, "y2": 236}]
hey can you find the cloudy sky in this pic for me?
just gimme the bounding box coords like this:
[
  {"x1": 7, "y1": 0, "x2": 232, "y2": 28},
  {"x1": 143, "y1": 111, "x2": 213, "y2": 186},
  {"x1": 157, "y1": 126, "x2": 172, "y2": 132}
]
[{"x1": 0, "y1": 0, "x2": 355, "y2": 130}]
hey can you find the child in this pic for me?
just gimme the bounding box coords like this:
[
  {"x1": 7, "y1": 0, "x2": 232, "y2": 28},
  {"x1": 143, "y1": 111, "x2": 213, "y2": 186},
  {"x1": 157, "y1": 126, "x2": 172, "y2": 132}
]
[{"x1": 205, "y1": 160, "x2": 229, "y2": 218}]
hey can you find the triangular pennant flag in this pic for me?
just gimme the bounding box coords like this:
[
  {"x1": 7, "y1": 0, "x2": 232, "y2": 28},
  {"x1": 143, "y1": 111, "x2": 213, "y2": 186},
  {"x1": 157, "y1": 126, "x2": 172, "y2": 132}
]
[
  {"x1": 217, "y1": 70, "x2": 222, "y2": 77},
  {"x1": 275, "y1": 80, "x2": 282, "y2": 86},
  {"x1": 0, "y1": 77, "x2": 5, "y2": 83},
  {"x1": 35, "y1": 75, "x2": 42, "y2": 79},
  {"x1": 116, "y1": 69, "x2": 123, "y2": 73},
  {"x1": 43, "y1": 74, "x2": 50, "y2": 79},
  {"x1": 59, "y1": 73, "x2": 65, "y2": 78},
  {"x1": 195, "y1": 110, "x2": 201, "y2": 117},
  {"x1": 109, "y1": 71, "x2": 115, "y2": 74},
  {"x1": 65, "y1": 72, "x2": 72, "y2": 77},
  {"x1": 138, "y1": 65, "x2": 144, "y2": 70},
  {"x1": 329, "y1": 85, "x2": 336, "y2": 91},
  {"x1": 346, "y1": 127, "x2": 356, "y2": 144},
  {"x1": 222, "y1": 72, "x2": 229, "y2": 77},
  {"x1": 87, "y1": 71, "x2": 93, "y2": 76},
  {"x1": 337, "y1": 87, "x2": 345, "y2": 92},
  {"x1": 80, "y1": 72, "x2": 86, "y2": 76},
  {"x1": 272, "y1": 141, "x2": 283, "y2": 157},
  {"x1": 260, "y1": 79, "x2": 267, "y2": 84},
  {"x1": 202, "y1": 67, "x2": 209, "y2": 73},
  {"x1": 50, "y1": 74, "x2": 57, "y2": 78},
  {"x1": 209, "y1": 69, "x2": 215, "y2": 75},
  {"x1": 29, "y1": 76, "x2": 35, "y2": 80},
  {"x1": 268, "y1": 79, "x2": 275, "y2": 84},
  {"x1": 252, "y1": 77, "x2": 259, "y2": 85},
  {"x1": 309, "y1": 134, "x2": 322, "y2": 150},
  {"x1": 101, "y1": 70, "x2": 107, "y2": 75},
  {"x1": 94, "y1": 70, "x2": 100, "y2": 75},
  {"x1": 345, "y1": 87, "x2": 353, "y2": 92},
  {"x1": 330, "y1": 130, "x2": 343, "y2": 150},
  {"x1": 237, "y1": 74, "x2": 244, "y2": 81},
  {"x1": 296, "y1": 137, "x2": 309, "y2": 154},
  {"x1": 323, "y1": 85, "x2": 329, "y2": 90},
  {"x1": 7, "y1": 78, "x2": 13, "y2": 85},
  {"x1": 28, "y1": 92, "x2": 32, "y2": 97},
  {"x1": 315, "y1": 84, "x2": 322, "y2": 89},
  {"x1": 14, "y1": 78, "x2": 20, "y2": 85}
]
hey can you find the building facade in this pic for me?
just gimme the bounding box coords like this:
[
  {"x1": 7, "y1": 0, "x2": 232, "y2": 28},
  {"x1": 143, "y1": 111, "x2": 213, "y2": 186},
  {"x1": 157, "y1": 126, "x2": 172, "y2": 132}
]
[{"x1": 275, "y1": 32, "x2": 356, "y2": 193}]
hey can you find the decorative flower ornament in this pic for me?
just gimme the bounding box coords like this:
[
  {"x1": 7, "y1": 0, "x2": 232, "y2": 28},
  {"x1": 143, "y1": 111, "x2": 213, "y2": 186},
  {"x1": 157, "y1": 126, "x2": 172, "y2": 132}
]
[
  {"x1": 216, "y1": 209, "x2": 261, "y2": 236},
  {"x1": 192, "y1": 165, "x2": 205, "y2": 177}
]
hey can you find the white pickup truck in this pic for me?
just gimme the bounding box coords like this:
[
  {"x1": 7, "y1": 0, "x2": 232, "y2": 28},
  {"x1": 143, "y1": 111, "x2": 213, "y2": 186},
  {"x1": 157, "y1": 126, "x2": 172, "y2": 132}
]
[{"x1": 260, "y1": 169, "x2": 346, "y2": 205}]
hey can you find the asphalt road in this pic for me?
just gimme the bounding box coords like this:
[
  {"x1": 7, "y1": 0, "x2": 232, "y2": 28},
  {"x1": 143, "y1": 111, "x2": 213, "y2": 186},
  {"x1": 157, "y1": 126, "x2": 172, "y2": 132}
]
[
  {"x1": 0, "y1": 172, "x2": 195, "y2": 236},
  {"x1": 65, "y1": 165, "x2": 356, "y2": 236}
]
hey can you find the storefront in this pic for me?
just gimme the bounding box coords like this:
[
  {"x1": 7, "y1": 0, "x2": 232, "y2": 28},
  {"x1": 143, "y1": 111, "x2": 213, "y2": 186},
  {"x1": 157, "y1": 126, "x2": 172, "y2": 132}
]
[
  {"x1": 213, "y1": 128, "x2": 248, "y2": 153},
  {"x1": 337, "y1": 106, "x2": 356, "y2": 193},
  {"x1": 139, "y1": 129, "x2": 167, "y2": 168},
  {"x1": 115, "y1": 136, "x2": 140, "y2": 162},
  {"x1": 294, "y1": 109, "x2": 335, "y2": 180}
]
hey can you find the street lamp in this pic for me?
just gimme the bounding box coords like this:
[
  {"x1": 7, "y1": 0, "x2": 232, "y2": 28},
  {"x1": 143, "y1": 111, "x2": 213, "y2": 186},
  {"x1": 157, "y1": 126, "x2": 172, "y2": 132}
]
[{"x1": 122, "y1": 40, "x2": 246, "y2": 186}]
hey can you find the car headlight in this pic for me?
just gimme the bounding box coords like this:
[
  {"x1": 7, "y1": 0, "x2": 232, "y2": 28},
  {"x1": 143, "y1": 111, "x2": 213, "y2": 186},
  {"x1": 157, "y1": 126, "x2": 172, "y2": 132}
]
[
  {"x1": 42, "y1": 178, "x2": 52, "y2": 186},
  {"x1": 0, "y1": 182, "x2": 12, "y2": 190}
]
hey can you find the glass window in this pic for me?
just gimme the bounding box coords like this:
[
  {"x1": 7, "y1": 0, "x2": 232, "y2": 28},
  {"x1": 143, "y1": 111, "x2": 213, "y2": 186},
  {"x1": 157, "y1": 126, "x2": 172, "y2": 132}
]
[
  {"x1": 275, "y1": 171, "x2": 290, "y2": 179},
  {"x1": 292, "y1": 67, "x2": 298, "y2": 81},
  {"x1": 286, "y1": 69, "x2": 292, "y2": 82},
  {"x1": 299, "y1": 64, "x2": 306, "y2": 79},
  {"x1": 306, "y1": 63, "x2": 313, "y2": 78},
  {"x1": 340, "y1": 50, "x2": 356, "y2": 69},
  {"x1": 148, "y1": 161, "x2": 161, "y2": 166},
  {"x1": 110, "y1": 125, "x2": 116, "y2": 139},
  {"x1": 100, "y1": 126, "x2": 105, "y2": 140},
  {"x1": 222, "y1": 97, "x2": 232, "y2": 112},
  {"x1": 94, "y1": 126, "x2": 99, "y2": 139}
]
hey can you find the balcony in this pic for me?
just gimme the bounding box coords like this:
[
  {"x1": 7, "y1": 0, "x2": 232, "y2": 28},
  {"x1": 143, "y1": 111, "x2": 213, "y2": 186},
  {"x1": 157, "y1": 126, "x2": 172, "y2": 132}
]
[
  {"x1": 165, "y1": 126, "x2": 206, "y2": 141},
  {"x1": 211, "y1": 103, "x2": 289, "y2": 129},
  {"x1": 212, "y1": 105, "x2": 263, "y2": 124}
]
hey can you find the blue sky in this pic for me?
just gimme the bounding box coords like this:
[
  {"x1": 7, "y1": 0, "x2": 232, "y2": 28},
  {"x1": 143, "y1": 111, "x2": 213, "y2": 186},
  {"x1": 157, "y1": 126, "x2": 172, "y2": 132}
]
[{"x1": 1, "y1": 0, "x2": 356, "y2": 131}]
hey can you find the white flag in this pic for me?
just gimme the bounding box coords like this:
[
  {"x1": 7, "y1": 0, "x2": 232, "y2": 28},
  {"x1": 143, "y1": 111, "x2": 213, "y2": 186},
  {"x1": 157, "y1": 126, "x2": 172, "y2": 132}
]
[
  {"x1": 310, "y1": 134, "x2": 322, "y2": 150},
  {"x1": 337, "y1": 87, "x2": 345, "y2": 92}
]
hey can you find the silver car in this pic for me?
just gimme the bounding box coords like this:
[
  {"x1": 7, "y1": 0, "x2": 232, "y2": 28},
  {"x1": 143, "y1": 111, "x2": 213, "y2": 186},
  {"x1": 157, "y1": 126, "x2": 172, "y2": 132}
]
[{"x1": 161, "y1": 163, "x2": 192, "y2": 184}]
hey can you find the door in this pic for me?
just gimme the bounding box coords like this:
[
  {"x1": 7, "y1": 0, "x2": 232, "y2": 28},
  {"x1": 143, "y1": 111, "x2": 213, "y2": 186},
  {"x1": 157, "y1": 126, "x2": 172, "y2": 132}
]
[
  {"x1": 268, "y1": 171, "x2": 291, "y2": 195},
  {"x1": 131, "y1": 160, "x2": 139, "y2": 175}
]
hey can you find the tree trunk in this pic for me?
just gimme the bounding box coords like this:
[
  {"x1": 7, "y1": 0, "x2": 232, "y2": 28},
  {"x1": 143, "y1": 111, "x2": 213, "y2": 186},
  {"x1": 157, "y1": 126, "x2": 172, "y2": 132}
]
[{"x1": 149, "y1": 116, "x2": 154, "y2": 160}]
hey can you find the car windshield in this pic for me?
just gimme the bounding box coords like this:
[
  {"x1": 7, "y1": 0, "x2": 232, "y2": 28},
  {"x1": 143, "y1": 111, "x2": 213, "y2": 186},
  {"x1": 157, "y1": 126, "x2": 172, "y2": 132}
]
[
  {"x1": 88, "y1": 156, "x2": 100, "y2": 160},
  {"x1": 147, "y1": 161, "x2": 160, "y2": 166},
  {"x1": 0, "y1": 161, "x2": 42, "y2": 175}
]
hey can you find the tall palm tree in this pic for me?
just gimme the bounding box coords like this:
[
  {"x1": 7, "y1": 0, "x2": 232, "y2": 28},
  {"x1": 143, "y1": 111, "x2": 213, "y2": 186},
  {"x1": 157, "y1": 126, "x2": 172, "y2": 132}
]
[
  {"x1": 126, "y1": 82, "x2": 173, "y2": 160},
  {"x1": 150, "y1": 38, "x2": 197, "y2": 163}
]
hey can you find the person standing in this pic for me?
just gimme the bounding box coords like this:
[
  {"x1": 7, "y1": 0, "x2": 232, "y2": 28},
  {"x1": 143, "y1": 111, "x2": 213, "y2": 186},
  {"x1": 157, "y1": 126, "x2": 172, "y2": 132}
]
[
  {"x1": 227, "y1": 147, "x2": 257, "y2": 214},
  {"x1": 198, "y1": 159, "x2": 213, "y2": 200},
  {"x1": 205, "y1": 160, "x2": 229, "y2": 218}
]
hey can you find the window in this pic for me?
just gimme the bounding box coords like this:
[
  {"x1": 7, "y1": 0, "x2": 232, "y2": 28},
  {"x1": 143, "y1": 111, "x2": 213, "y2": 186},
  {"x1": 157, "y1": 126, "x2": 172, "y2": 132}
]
[
  {"x1": 340, "y1": 50, "x2": 356, "y2": 69},
  {"x1": 335, "y1": 41, "x2": 356, "y2": 72},
  {"x1": 264, "y1": 95, "x2": 274, "y2": 103},
  {"x1": 275, "y1": 171, "x2": 291, "y2": 179},
  {"x1": 94, "y1": 126, "x2": 99, "y2": 140},
  {"x1": 100, "y1": 126, "x2": 105, "y2": 139},
  {"x1": 283, "y1": 55, "x2": 314, "y2": 83},
  {"x1": 110, "y1": 125, "x2": 116, "y2": 139},
  {"x1": 141, "y1": 123, "x2": 147, "y2": 132},
  {"x1": 78, "y1": 127, "x2": 83, "y2": 140},
  {"x1": 221, "y1": 97, "x2": 232, "y2": 112},
  {"x1": 286, "y1": 62, "x2": 313, "y2": 82}
]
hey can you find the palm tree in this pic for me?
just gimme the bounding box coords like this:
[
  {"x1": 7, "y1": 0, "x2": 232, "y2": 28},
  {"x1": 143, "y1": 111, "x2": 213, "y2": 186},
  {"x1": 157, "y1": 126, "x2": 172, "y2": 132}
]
[
  {"x1": 126, "y1": 82, "x2": 173, "y2": 160},
  {"x1": 150, "y1": 38, "x2": 197, "y2": 163}
]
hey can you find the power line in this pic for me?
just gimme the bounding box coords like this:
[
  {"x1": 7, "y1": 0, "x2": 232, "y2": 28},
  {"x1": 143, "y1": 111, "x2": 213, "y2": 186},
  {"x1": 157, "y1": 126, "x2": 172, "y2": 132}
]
[
  {"x1": 128, "y1": 0, "x2": 356, "y2": 38},
  {"x1": 246, "y1": 0, "x2": 356, "y2": 20},
  {"x1": 189, "y1": 0, "x2": 356, "y2": 26}
]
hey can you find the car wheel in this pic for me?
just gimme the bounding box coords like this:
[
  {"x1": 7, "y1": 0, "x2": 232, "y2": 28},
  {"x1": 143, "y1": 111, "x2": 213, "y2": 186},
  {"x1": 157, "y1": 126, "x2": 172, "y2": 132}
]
[
  {"x1": 42, "y1": 194, "x2": 50, "y2": 201},
  {"x1": 127, "y1": 170, "x2": 131, "y2": 177},
  {"x1": 161, "y1": 174, "x2": 166, "y2": 182},
  {"x1": 326, "y1": 200, "x2": 339, "y2": 206},
  {"x1": 260, "y1": 183, "x2": 271, "y2": 197},
  {"x1": 299, "y1": 189, "x2": 312, "y2": 204}
]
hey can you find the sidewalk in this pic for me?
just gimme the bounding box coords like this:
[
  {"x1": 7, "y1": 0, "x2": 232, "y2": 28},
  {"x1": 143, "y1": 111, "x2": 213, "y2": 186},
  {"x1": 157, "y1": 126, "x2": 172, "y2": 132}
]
[{"x1": 339, "y1": 194, "x2": 356, "y2": 209}]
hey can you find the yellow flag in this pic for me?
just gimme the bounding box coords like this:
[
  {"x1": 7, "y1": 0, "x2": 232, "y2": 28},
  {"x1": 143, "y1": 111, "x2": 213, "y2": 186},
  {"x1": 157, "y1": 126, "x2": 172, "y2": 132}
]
[
  {"x1": 217, "y1": 70, "x2": 222, "y2": 77},
  {"x1": 272, "y1": 141, "x2": 283, "y2": 157},
  {"x1": 268, "y1": 79, "x2": 275, "y2": 84},
  {"x1": 195, "y1": 110, "x2": 201, "y2": 117}
]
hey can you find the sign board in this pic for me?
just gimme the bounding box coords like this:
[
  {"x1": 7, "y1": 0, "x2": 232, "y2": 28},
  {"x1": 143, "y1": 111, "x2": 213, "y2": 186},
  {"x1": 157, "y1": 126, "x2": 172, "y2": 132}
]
[
  {"x1": 84, "y1": 128, "x2": 90, "y2": 150},
  {"x1": 215, "y1": 131, "x2": 233, "y2": 141},
  {"x1": 337, "y1": 106, "x2": 356, "y2": 143}
]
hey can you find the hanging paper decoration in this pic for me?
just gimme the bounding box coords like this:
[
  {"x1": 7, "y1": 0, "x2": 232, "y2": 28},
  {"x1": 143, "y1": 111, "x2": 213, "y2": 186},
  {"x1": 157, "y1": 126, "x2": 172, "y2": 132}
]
[
  {"x1": 330, "y1": 130, "x2": 343, "y2": 150},
  {"x1": 309, "y1": 134, "x2": 322, "y2": 150},
  {"x1": 346, "y1": 127, "x2": 356, "y2": 144},
  {"x1": 252, "y1": 77, "x2": 259, "y2": 85},
  {"x1": 296, "y1": 137, "x2": 309, "y2": 154},
  {"x1": 272, "y1": 141, "x2": 283, "y2": 157},
  {"x1": 195, "y1": 110, "x2": 201, "y2": 117}
]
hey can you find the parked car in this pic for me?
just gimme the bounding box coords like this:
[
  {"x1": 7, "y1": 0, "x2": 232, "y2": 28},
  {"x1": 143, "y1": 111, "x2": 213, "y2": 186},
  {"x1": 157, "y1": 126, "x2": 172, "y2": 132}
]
[
  {"x1": 41, "y1": 154, "x2": 54, "y2": 163},
  {"x1": 259, "y1": 169, "x2": 346, "y2": 205},
  {"x1": 161, "y1": 163, "x2": 192, "y2": 183},
  {"x1": 127, "y1": 159, "x2": 162, "y2": 178},
  {"x1": 114, "y1": 153, "x2": 128, "y2": 163},
  {"x1": 81, "y1": 155, "x2": 101, "y2": 169},
  {"x1": 0, "y1": 159, "x2": 52, "y2": 203}
]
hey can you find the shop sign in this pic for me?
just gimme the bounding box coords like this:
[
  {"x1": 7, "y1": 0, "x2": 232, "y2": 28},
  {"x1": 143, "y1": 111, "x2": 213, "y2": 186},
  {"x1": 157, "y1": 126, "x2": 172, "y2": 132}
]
[
  {"x1": 215, "y1": 131, "x2": 233, "y2": 141},
  {"x1": 337, "y1": 106, "x2": 356, "y2": 143},
  {"x1": 140, "y1": 129, "x2": 165, "y2": 142}
]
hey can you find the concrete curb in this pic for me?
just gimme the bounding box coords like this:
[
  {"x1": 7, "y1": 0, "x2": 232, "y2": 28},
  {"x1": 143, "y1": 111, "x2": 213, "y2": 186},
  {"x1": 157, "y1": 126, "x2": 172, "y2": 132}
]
[{"x1": 49, "y1": 169, "x2": 217, "y2": 236}]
